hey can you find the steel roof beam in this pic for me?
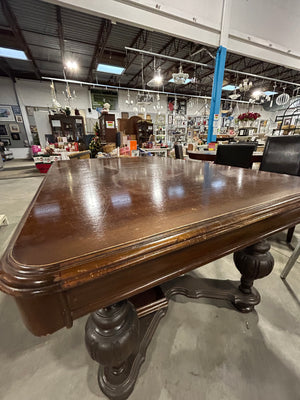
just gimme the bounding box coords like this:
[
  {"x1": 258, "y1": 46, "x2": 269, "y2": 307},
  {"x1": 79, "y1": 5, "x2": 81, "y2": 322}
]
[
  {"x1": 88, "y1": 19, "x2": 112, "y2": 82},
  {"x1": 56, "y1": 6, "x2": 65, "y2": 67},
  {"x1": 0, "y1": 0, "x2": 41, "y2": 79},
  {"x1": 0, "y1": 58, "x2": 15, "y2": 81},
  {"x1": 126, "y1": 37, "x2": 178, "y2": 86},
  {"x1": 124, "y1": 29, "x2": 148, "y2": 71}
]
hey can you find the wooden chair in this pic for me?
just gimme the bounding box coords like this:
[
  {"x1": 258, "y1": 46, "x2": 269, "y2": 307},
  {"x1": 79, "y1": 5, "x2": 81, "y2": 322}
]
[
  {"x1": 215, "y1": 143, "x2": 256, "y2": 169},
  {"x1": 259, "y1": 136, "x2": 300, "y2": 243}
]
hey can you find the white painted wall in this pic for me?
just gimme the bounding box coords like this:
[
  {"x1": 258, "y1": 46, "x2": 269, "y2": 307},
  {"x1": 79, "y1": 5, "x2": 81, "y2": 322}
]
[
  {"x1": 0, "y1": 78, "x2": 18, "y2": 105},
  {"x1": 229, "y1": 0, "x2": 300, "y2": 68},
  {"x1": 45, "y1": 0, "x2": 300, "y2": 70}
]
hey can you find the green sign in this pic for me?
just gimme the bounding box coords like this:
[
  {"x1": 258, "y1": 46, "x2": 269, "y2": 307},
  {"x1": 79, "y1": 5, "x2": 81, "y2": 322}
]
[{"x1": 90, "y1": 89, "x2": 118, "y2": 110}]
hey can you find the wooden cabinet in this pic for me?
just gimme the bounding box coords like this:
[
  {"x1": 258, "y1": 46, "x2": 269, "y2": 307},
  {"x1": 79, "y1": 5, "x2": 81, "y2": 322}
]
[
  {"x1": 99, "y1": 113, "x2": 117, "y2": 144},
  {"x1": 49, "y1": 115, "x2": 85, "y2": 141}
]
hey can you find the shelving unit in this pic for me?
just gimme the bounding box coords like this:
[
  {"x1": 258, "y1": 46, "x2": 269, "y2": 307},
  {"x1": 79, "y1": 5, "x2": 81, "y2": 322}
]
[
  {"x1": 49, "y1": 115, "x2": 85, "y2": 142},
  {"x1": 272, "y1": 99, "x2": 300, "y2": 135},
  {"x1": 154, "y1": 126, "x2": 166, "y2": 143},
  {"x1": 168, "y1": 126, "x2": 187, "y2": 144}
]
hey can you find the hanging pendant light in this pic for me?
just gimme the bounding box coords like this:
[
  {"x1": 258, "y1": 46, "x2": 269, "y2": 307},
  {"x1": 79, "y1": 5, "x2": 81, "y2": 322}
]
[
  {"x1": 172, "y1": 65, "x2": 189, "y2": 85},
  {"x1": 147, "y1": 67, "x2": 163, "y2": 87},
  {"x1": 239, "y1": 78, "x2": 253, "y2": 92},
  {"x1": 276, "y1": 86, "x2": 290, "y2": 106}
]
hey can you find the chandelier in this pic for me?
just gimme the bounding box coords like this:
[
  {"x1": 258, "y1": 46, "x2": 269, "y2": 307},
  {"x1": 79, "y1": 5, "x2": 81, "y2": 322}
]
[
  {"x1": 239, "y1": 78, "x2": 253, "y2": 92},
  {"x1": 172, "y1": 65, "x2": 189, "y2": 85}
]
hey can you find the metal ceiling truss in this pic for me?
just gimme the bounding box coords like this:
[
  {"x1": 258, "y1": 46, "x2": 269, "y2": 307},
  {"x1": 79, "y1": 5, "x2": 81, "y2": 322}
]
[
  {"x1": 124, "y1": 29, "x2": 149, "y2": 72},
  {"x1": 127, "y1": 38, "x2": 195, "y2": 88},
  {"x1": 0, "y1": 0, "x2": 41, "y2": 79},
  {"x1": 56, "y1": 6, "x2": 65, "y2": 67},
  {"x1": 0, "y1": 58, "x2": 15, "y2": 81},
  {"x1": 126, "y1": 37, "x2": 177, "y2": 86},
  {"x1": 88, "y1": 19, "x2": 112, "y2": 81},
  {"x1": 126, "y1": 47, "x2": 300, "y2": 88}
]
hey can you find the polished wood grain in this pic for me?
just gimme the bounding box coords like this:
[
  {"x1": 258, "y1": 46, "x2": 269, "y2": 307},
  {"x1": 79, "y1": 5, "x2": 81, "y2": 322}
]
[
  {"x1": 188, "y1": 150, "x2": 263, "y2": 163},
  {"x1": 0, "y1": 158, "x2": 300, "y2": 335}
]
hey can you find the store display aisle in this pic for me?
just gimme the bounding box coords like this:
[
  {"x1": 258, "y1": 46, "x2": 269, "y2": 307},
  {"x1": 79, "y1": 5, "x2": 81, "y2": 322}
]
[{"x1": 0, "y1": 172, "x2": 299, "y2": 400}]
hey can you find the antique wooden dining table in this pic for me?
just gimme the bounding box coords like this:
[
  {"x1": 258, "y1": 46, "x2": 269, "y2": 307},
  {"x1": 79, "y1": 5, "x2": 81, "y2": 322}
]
[{"x1": 1, "y1": 157, "x2": 300, "y2": 400}]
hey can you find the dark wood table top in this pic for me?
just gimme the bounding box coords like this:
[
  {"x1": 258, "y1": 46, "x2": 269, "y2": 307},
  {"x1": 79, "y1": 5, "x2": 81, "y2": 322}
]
[
  {"x1": 188, "y1": 150, "x2": 263, "y2": 163},
  {"x1": 1, "y1": 158, "x2": 300, "y2": 335}
]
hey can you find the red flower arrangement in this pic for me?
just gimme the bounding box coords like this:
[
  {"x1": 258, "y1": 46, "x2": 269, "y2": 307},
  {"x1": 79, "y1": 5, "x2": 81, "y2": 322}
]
[{"x1": 238, "y1": 112, "x2": 261, "y2": 121}]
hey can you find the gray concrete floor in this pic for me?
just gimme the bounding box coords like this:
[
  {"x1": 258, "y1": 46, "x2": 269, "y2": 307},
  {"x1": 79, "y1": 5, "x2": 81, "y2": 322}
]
[{"x1": 0, "y1": 160, "x2": 299, "y2": 400}]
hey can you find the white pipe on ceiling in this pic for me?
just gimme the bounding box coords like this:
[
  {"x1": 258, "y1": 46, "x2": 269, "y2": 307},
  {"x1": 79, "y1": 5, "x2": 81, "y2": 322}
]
[{"x1": 41, "y1": 76, "x2": 256, "y2": 104}]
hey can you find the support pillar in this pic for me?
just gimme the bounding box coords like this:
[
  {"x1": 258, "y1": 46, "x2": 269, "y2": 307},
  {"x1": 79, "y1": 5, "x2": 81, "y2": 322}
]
[{"x1": 207, "y1": 45, "x2": 227, "y2": 143}]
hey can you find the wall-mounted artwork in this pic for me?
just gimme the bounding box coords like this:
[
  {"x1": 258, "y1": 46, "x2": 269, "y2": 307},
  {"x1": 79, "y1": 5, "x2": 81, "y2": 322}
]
[
  {"x1": 0, "y1": 125, "x2": 8, "y2": 136},
  {"x1": 11, "y1": 132, "x2": 20, "y2": 140},
  {"x1": 0, "y1": 106, "x2": 15, "y2": 122},
  {"x1": 9, "y1": 123, "x2": 20, "y2": 133},
  {"x1": 16, "y1": 115, "x2": 23, "y2": 123}
]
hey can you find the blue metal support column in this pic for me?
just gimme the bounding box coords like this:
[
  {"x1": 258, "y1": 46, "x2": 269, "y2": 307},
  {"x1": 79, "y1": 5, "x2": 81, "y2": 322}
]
[{"x1": 207, "y1": 45, "x2": 227, "y2": 143}]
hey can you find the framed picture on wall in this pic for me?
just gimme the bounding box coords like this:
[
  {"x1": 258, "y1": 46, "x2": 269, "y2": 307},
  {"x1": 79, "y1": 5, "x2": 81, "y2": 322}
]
[
  {"x1": 16, "y1": 115, "x2": 23, "y2": 123},
  {"x1": 11, "y1": 132, "x2": 20, "y2": 140},
  {"x1": 0, "y1": 106, "x2": 15, "y2": 122},
  {"x1": 12, "y1": 105, "x2": 21, "y2": 115},
  {"x1": 9, "y1": 123, "x2": 20, "y2": 133},
  {"x1": 0, "y1": 125, "x2": 8, "y2": 136},
  {"x1": 168, "y1": 114, "x2": 173, "y2": 125}
]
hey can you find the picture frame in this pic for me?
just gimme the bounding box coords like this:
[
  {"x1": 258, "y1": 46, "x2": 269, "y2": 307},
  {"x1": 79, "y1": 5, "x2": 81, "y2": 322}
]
[
  {"x1": 12, "y1": 105, "x2": 21, "y2": 115},
  {"x1": 0, "y1": 125, "x2": 8, "y2": 136},
  {"x1": 168, "y1": 114, "x2": 173, "y2": 125},
  {"x1": 16, "y1": 115, "x2": 23, "y2": 123},
  {"x1": 11, "y1": 132, "x2": 20, "y2": 140},
  {"x1": 284, "y1": 118, "x2": 291, "y2": 126},
  {"x1": 0, "y1": 106, "x2": 15, "y2": 122},
  {"x1": 9, "y1": 123, "x2": 20, "y2": 133}
]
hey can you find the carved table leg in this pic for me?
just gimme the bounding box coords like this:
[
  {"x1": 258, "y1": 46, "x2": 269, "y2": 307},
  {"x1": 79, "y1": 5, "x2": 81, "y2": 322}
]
[
  {"x1": 85, "y1": 299, "x2": 167, "y2": 400},
  {"x1": 233, "y1": 239, "x2": 274, "y2": 313}
]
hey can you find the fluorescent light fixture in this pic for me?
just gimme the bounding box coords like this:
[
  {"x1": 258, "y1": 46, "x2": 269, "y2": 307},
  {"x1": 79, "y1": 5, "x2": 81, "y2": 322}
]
[
  {"x1": 168, "y1": 78, "x2": 191, "y2": 84},
  {"x1": 264, "y1": 91, "x2": 278, "y2": 96},
  {"x1": 0, "y1": 47, "x2": 28, "y2": 60},
  {"x1": 65, "y1": 60, "x2": 78, "y2": 71},
  {"x1": 97, "y1": 63, "x2": 125, "y2": 75},
  {"x1": 222, "y1": 85, "x2": 238, "y2": 91}
]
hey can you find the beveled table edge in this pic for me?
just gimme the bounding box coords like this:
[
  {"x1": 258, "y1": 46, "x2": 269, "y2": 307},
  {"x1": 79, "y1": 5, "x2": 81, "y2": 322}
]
[{"x1": 0, "y1": 193, "x2": 299, "y2": 296}]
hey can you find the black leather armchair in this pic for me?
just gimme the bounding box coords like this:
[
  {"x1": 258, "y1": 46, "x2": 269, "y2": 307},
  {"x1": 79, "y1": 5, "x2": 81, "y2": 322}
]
[
  {"x1": 215, "y1": 143, "x2": 256, "y2": 169},
  {"x1": 260, "y1": 135, "x2": 300, "y2": 242}
]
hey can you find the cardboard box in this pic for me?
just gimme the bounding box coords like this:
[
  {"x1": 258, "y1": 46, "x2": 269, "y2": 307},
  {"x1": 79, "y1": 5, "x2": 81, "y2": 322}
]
[{"x1": 129, "y1": 140, "x2": 137, "y2": 155}]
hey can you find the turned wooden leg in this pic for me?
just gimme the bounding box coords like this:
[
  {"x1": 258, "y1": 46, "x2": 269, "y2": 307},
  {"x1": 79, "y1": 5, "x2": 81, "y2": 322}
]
[
  {"x1": 233, "y1": 240, "x2": 274, "y2": 312},
  {"x1": 85, "y1": 297, "x2": 167, "y2": 400},
  {"x1": 85, "y1": 301, "x2": 139, "y2": 400}
]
